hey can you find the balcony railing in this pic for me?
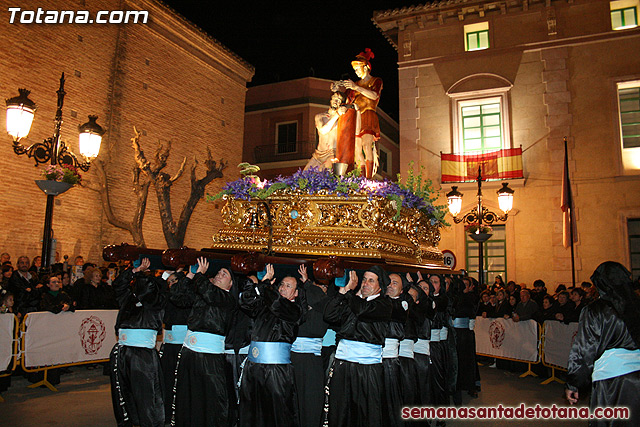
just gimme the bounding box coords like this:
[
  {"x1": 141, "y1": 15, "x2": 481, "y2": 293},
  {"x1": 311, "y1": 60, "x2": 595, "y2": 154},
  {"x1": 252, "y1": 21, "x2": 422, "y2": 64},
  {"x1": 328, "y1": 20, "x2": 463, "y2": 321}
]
[
  {"x1": 254, "y1": 140, "x2": 317, "y2": 164},
  {"x1": 441, "y1": 147, "x2": 523, "y2": 183}
]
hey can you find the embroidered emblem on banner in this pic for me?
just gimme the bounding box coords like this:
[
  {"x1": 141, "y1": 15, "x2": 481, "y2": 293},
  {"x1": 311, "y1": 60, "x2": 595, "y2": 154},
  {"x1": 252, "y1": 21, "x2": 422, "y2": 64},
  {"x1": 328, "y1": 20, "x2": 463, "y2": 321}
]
[
  {"x1": 189, "y1": 335, "x2": 197, "y2": 345},
  {"x1": 78, "y1": 316, "x2": 107, "y2": 355},
  {"x1": 252, "y1": 346, "x2": 259, "y2": 358},
  {"x1": 166, "y1": 332, "x2": 174, "y2": 342},
  {"x1": 489, "y1": 320, "x2": 505, "y2": 349}
]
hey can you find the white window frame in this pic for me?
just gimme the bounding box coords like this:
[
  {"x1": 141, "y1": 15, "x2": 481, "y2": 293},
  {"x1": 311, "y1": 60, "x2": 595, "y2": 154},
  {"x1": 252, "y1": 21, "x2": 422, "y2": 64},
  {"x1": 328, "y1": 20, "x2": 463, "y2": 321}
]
[
  {"x1": 617, "y1": 80, "x2": 640, "y2": 171},
  {"x1": 464, "y1": 22, "x2": 490, "y2": 52},
  {"x1": 449, "y1": 88, "x2": 512, "y2": 154},
  {"x1": 275, "y1": 121, "x2": 298, "y2": 155},
  {"x1": 610, "y1": 0, "x2": 639, "y2": 30},
  {"x1": 378, "y1": 145, "x2": 392, "y2": 175}
]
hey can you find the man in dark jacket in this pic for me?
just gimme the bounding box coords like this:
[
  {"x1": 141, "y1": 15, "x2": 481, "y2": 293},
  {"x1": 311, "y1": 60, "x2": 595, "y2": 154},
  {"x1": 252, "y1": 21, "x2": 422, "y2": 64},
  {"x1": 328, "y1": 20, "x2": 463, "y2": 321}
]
[{"x1": 8, "y1": 256, "x2": 40, "y2": 316}]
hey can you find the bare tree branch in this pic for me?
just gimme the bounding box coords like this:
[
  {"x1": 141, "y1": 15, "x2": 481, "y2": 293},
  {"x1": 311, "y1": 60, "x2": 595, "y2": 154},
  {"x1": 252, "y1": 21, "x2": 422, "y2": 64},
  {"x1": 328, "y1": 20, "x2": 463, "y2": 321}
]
[
  {"x1": 85, "y1": 155, "x2": 149, "y2": 247},
  {"x1": 126, "y1": 131, "x2": 227, "y2": 248},
  {"x1": 170, "y1": 157, "x2": 187, "y2": 183}
]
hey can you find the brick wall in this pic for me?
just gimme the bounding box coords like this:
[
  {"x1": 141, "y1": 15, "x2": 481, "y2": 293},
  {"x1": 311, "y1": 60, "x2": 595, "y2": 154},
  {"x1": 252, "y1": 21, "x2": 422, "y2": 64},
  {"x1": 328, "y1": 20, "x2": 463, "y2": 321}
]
[{"x1": 0, "y1": 0, "x2": 253, "y2": 264}]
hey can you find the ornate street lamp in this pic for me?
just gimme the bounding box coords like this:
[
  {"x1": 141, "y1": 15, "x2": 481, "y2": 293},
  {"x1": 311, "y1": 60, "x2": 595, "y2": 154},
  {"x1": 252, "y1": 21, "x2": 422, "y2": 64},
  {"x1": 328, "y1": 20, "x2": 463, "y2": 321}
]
[
  {"x1": 447, "y1": 166, "x2": 515, "y2": 287},
  {"x1": 5, "y1": 72, "x2": 105, "y2": 271}
]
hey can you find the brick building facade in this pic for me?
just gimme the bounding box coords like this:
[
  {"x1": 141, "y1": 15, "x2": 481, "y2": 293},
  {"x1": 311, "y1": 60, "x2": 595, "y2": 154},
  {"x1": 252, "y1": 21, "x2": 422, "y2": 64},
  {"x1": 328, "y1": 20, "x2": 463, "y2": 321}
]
[
  {"x1": 0, "y1": 0, "x2": 254, "y2": 263},
  {"x1": 374, "y1": 0, "x2": 640, "y2": 284}
]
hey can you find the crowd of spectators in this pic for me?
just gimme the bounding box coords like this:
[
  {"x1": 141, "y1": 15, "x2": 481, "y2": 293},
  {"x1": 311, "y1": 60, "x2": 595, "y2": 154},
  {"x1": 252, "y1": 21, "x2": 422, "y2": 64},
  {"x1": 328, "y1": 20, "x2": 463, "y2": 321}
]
[
  {"x1": 475, "y1": 275, "x2": 600, "y2": 325},
  {"x1": 0, "y1": 252, "x2": 119, "y2": 318}
]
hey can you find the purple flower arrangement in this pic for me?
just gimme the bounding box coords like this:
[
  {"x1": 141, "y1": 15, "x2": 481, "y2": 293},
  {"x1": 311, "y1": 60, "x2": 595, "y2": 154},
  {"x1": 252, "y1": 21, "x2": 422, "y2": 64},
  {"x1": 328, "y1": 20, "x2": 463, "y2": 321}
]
[{"x1": 209, "y1": 167, "x2": 448, "y2": 226}]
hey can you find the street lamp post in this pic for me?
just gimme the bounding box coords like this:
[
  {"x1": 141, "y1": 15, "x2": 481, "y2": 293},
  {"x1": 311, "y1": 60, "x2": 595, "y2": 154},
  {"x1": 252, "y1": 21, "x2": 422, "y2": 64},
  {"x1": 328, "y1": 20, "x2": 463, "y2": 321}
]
[
  {"x1": 446, "y1": 166, "x2": 514, "y2": 288},
  {"x1": 5, "y1": 72, "x2": 105, "y2": 272}
]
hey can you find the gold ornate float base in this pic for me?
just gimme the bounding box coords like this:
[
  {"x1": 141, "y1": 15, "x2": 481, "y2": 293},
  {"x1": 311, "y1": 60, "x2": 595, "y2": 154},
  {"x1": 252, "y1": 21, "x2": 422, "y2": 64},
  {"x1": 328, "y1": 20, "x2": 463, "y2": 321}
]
[{"x1": 212, "y1": 193, "x2": 445, "y2": 268}]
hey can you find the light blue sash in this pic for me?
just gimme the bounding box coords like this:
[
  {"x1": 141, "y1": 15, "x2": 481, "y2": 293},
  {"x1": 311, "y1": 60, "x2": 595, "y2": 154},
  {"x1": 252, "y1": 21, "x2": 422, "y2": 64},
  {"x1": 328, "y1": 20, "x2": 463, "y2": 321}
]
[
  {"x1": 440, "y1": 327, "x2": 449, "y2": 340},
  {"x1": 292, "y1": 337, "x2": 323, "y2": 356},
  {"x1": 430, "y1": 329, "x2": 441, "y2": 342},
  {"x1": 248, "y1": 341, "x2": 292, "y2": 364},
  {"x1": 399, "y1": 339, "x2": 415, "y2": 358},
  {"x1": 453, "y1": 317, "x2": 470, "y2": 329},
  {"x1": 335, "y1": 339, "x2": 382, "y2": 364},
  {"x1": 414, "y1": 338, "x2": 430, "y2": 356},
  {"x1": 183, "y1": 330, "x2": 225, "y2": 354},
  {"x1": 163, "y1": 324, "x2": 188, "y2": 345},
  {"x1": 592, "y1": 348, "x2": 640, "y2": 382},
  {"x1": 382, "y1": 338, "x2": 400, "y2": 359},
  {"x1": 322, "y1": 329, "x2": 337, "y2": 347},
  {"x1": 118, "y1": 328, "x2": 157, "y2": 349}
]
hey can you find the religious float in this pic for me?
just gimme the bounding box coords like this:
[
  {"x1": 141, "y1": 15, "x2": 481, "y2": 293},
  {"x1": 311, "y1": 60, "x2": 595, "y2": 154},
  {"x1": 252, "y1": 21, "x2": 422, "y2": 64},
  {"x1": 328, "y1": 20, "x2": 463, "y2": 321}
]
[
  {"x1": 104, "y1": 48, "x2": 454, "y2": 277},
  {"x1": 103, "y1": 166, "x2": 453, "y2": 277},
  {"x1": 210, "y1": 166, "x2": 447, "y2": 268}
]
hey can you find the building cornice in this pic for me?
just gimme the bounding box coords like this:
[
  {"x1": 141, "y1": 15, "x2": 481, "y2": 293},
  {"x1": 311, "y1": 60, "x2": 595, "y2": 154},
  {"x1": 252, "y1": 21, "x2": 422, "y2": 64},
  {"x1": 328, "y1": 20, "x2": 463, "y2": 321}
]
[
  {"x1": 131, "y1": 0, "x2": 255, "y2": 84},
  {"x1": 372, "y1": 0, "x2": 600, "y2": 50}
]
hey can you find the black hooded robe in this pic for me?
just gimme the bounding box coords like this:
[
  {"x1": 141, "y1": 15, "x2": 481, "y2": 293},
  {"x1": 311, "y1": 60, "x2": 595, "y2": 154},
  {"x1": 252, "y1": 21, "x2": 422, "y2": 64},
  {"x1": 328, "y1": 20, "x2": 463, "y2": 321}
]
[
  {"x1": 291, "y1": 279, "x2": 329, "y2": 427},
  {"x1": 383, "y1": 295, "x2": 409, "y2": 427},
  {"x1": 171, "y1": 271, "x2": 237, "y2": 427},
  {"x1": 238, "y1": 279, "x2": 305, "y2": 427},
  {"x1": 323, "y1": 289, "x2": 392, "y2": 427},
  {"x1": 109, "y1": 268, "x2": 166, "y2": 427},
  {"x1": 567, "y1": 262, "x2": 640, "y2": 427},
  {"x1": 160, "y1": 273, "x2": 191, "y2": 421}
]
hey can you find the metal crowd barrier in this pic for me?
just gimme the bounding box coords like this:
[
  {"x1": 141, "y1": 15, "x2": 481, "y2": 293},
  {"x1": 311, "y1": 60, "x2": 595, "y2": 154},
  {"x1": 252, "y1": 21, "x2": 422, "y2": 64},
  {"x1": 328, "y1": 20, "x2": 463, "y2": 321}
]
[
  {"x1": 473, "y1": 316, "x2": 542, "y2": 378},
  {"x1": 19, "y1": 310, "x2": 118, "y2": 392},
  {"x1": 0, "y1": 313, "x2": 19, "y2": 402},
  {"x1": 539, "y1": 320, "x2": 579, "y2": 385}
]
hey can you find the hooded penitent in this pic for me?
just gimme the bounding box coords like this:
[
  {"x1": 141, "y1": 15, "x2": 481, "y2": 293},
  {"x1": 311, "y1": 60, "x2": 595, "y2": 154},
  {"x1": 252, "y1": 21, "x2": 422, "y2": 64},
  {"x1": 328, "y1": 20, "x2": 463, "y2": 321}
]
[
  {"x1": 365, "y1": 265, "x2": 390, "y2": 293},
  {"x1": 591, "y1": 261, "x2": 640, "y2": 347}
]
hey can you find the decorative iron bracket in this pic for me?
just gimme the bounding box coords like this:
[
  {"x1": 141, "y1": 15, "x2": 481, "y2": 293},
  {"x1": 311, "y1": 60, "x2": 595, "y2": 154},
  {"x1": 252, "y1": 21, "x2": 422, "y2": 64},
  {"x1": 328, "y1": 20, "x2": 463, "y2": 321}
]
[
  {"x1": 12, "y1": 138, "x2": 91, "y2": 171},
  {"x1": 452, "y1": 206, "x2": 507, "y2": 225}
]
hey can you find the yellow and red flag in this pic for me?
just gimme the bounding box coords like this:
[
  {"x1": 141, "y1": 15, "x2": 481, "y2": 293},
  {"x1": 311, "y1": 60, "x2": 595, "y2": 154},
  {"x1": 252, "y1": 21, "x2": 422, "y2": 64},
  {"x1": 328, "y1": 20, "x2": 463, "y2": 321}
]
[{"x1": 441, "y1": 148, "x2": 523, "y2": 183}]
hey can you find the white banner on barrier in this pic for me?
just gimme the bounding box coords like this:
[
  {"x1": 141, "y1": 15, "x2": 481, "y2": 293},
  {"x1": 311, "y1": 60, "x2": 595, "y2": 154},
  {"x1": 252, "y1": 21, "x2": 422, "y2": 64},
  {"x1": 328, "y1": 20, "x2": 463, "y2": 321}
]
[
  {"x1": 542, "y1": 321, "x2": 579, "y2": 369},
  {"x1": 475, "y1": 317, "x2": 539, "y2": 363},
  {"x1": 0, "y1": 313, "x2": 15, "y2": 369},
  {"x1": 24, "y1": 310, "x2": 118, "y2": 368}
]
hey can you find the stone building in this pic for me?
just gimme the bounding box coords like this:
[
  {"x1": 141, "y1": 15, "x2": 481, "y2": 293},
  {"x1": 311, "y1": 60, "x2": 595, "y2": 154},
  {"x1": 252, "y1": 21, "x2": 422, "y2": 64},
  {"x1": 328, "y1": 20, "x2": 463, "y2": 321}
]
[
  {"x1": 0, "y1": 0, "x2": 253, "y2": 262},
  {"x1": 374, "y1": 0, "x2": 640, "y2": 285},
  {"x1": 244, "y1": 77, "x2": 400, "y2": 181}
]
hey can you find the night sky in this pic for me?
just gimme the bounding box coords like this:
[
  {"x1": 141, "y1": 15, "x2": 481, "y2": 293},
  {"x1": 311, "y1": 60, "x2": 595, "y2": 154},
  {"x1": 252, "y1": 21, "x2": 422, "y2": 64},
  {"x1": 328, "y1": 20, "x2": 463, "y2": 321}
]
[{"x1": 164, "y1": 0, "x2": 417, "y2": 120}]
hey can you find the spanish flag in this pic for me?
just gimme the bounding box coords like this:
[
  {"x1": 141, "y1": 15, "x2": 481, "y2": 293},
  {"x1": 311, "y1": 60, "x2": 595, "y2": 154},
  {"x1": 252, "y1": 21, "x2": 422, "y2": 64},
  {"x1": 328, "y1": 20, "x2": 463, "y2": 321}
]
[{"x1": 441, "y1": 148, "x2": 523, "y2": 183}]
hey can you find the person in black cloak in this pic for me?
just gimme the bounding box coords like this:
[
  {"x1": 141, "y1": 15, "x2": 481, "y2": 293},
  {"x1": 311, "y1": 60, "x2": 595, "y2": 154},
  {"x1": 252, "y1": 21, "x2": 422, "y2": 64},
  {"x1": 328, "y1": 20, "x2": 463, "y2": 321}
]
[
  {"x1": 398, "y1": 276, "x2": 425, "y2": 423},
  {"x1": 291, "y1": 264, "x2": 330, "y2": 427},
  {"x1": 238, "y1": 264, "x2": 307, "y2": 427},
  {"x1": 170, "y1": 257, "x2": 237, "y2": 427},
  {"x1": 566, "y1": 261, "x2": 640, "y2": 427},
  {"x1": 109, "y1": 258, "x2": 167, "y2": 427},
  {"x1": 451, "y1": 275, "x2": 479, "y2": 402},
  {"x1": 383, "y1": 272, "x2": 411, "y2": 427},
  {"x1": 323, "y1": 265, "x2": 392, "y2": 427},
  {"x1": 224, "y1": 274, "x2": 253, "y2": 427},
  {"x1": 427, "y1": 273, "x2": 450, "y2": 426},
  {"x1": 159, "y1": 270, "x2": 191, "y2": 422},
  {"x1": 411, "y1": 272, "x2": 436, "y2": 426}
]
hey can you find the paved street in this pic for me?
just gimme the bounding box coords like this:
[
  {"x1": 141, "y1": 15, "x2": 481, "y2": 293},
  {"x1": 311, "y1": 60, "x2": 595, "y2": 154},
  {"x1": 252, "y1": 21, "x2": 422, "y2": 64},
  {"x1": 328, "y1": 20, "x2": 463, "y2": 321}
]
[{"x1": 1, "y1": 364, "x2": 588, "y2": 426}]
